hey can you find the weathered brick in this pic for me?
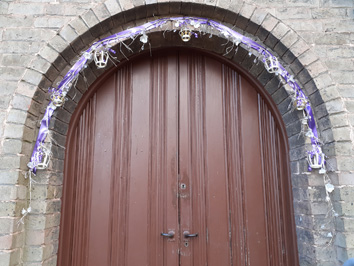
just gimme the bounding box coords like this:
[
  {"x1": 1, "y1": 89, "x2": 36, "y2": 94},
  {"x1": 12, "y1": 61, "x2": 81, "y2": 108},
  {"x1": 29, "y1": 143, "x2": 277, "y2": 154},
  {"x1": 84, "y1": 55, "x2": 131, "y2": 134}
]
[
  {"x1": 0, "y1": 95, "x2": 12, "y2": 109},
  {"x1": 286, "y1": 119, "x2": 302, "y2": 137},
  {"x1": 282, "y1": 49, "x2": 296, "y2": 65},
  {"x1": 7, "y1": 110, "x2": 27, "y2": 125},
  {"x1": 257, "y1": 69, "x2": 274, "y2": 86},
  {"x1": 0, "y1": 54, "x2": 32, "y2": 67},
  {"x1": 2, "y1": 139, "x2": 23, "y2": 155},
  {"x1": 59, "y1": 25, "x2": 79, "y2": 44},
  {"x1": 0, "y1": 185, "x2": 26, "y2": 201},
  {"x1": 8, "y1": 3, "x2": 45, "y2": 15},
  {"x1": 336, "y1": 156, "x2": 354, "y2": 171},
  {"x1": 23, "y1": 245, "x2": 45, "y2": 262},
  {"x1": 306, "y1": 60, "x2": 327, "y2": 78},
  {"x1": 289, "y1": 58, "x2": 304, "y2": 76},
  {"x1": 34, "y1": 17, "x2": 69, "y2": 29},
  {"x1": 311, "y1": 7, "x2": 347, "y2": 18},
  {"x1": 69, "y1": 21, "x2": 89, "y2": 43},
  {"x1": 169, "y1": 2, "x2": 182, "y2": 16},
  {"x1": 0, "y1": 67, "x2": 25, "y2": 81},
  {"x1": 51, "y1": 55, "x2": 68, "y2": 74},
  {"x1": 332, "y1": 127, "x2": 351, "y2": 141},
  {"x1": 49, "y1": 117, "x2": 69, "y2": 136},
  {"x1": 272, "y1": 86, "x2": 289, "y2": 104},
  {"x1": 271, "y1": 22, "x2": 290, "y2": 41},
  {"x1": 264, "y1": 32, "x2": 278, "y2": 49},
  {"x1": 280, "y1": 30, "x2": 299, "y2": 48},
  {"x1": 0, "y1": 171, "x2": 21, "y2": 185},
  {"x1": 0, "y1": 81, "x2": 17, "y2": 96},
  {"x1": 25, "y1": 229, "x2": 45, "y2": 246},
  {"x1": 332, "y1": 71, "x2": 354, "y2": 84},
  {"x1": 310, "y1": 201, "x2": 330, "y2": 215},
  {"x1": 290, "y1": 146, "x2": 307, "y2": 161},
  {"x1": 0, "y1": 200, "x2": 25, "y2": 217},
  {"x1": 105, "y1": 0, "x2": 123, "y2": 16},
  {"x1": 329, "y1": 114, "x2": 349, "y2": 129},
  {"x1": 119, "y1": 0, "x2": 135, "y2": 11},
  {"x1": 93, "y1": 4, "x2": 111, "y2": 22},
  {"x1": 64, "y1": 3, "x2": 95, "y2": 16},
  {"x1": 239, "y1": 3, "x2": 256, "y2": 20},
  {"x1": 249, "y1": 61, "x2": 264, "y2": 77},
  {"x1": 326, "y1": 58, "x2": 354, "y2": 71},
  {"x1": 323, "y1": 19, "x2": 354, "y2": 32},
  {"x1": 0, "y1": 2, "x2": 9, "y2": 15},
  {"x1": 261, "y1": 14, "x2": 278, "y2": 32},
  {"x1": 30, "y1": 56, "x2": 52, "y2": 75},
  {"x1": 317, "y1": 114, "x2": 331, "y2": 131},
  {"x1": 3, "y1": 123, "x2": 25, "y2": 139},
  {"x1": 275, "y1": 7, "x2": 312, "y2": 19},
  {"x1": 327, "y1": 46, "x2": 354, "y2": 58},
  {"x1": 39, "y1": 45, "x2": 60, "y2": 64},
  {"x1": 250, "y1": 7, "x2": 267, "y2": 25},
  {"x1": 30, "y1": 199, "x2": 61, "y2": 214},
  {"x1": 325, "y1": 98, "x2": 346, "y2": 114},
  {"x1": 0, "y1": 41, "x2": 42, "y2": 54},
  {"x1": 81, "y1": 9, "x2": 100, "y2": 29},
  {"x1": 3, "y1": 28, "x2": 56, "y2": 42},
  {"x1": 48, "y1": 35, "x2": 69, "y2": 54},
  {"x1": 313, "y1": 73, "x2": 333, "y2": 89},
  {"x1": 255, "y1": 25, "x2": 269, "y2": 42},
  {"x1": 157, "y1": 2, "x2": 170, "y2": 16}
]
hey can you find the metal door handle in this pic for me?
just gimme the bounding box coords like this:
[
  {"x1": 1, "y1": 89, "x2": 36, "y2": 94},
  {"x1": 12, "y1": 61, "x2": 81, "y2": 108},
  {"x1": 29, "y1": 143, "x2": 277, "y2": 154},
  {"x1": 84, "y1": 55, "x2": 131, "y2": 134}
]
[
  {"x1": 183, "y1": 231, "x2": 198, "y2": 238},
  {"x1": 161, "y1": 231, "x2": 175, "y2": 238}
]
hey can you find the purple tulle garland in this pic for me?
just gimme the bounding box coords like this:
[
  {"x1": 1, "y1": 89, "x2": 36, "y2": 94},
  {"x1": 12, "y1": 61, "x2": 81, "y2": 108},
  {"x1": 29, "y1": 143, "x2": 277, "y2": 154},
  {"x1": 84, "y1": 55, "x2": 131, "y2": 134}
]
[{"x1": 28, "y1": 16, "x2": 326, "y2": 179}]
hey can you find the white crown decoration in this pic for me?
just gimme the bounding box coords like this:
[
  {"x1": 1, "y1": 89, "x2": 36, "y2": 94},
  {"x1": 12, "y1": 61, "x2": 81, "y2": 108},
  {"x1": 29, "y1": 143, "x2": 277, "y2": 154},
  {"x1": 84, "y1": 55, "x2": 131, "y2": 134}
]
[
  {"x1": 179, "y1": 28, "x2": 193, "y2": 42},
  {"x1": 307, "y1": 151, "x2": 326, "y2": 174},
  {"x1": 296, "y1": 95, "x2": 308, "y2": 111},
  {"x1": 264, "y1": 55, "x2": 280, "y2": 74},
  {"x1": 94, "y1": 50, "x2": 109, "y2": 68},
  {"x1": 50, "y1": 91, "x2": 65, "y2": 107},
  {"x1": 30, "y1": 144, "x2": 52, "y2": 170}
]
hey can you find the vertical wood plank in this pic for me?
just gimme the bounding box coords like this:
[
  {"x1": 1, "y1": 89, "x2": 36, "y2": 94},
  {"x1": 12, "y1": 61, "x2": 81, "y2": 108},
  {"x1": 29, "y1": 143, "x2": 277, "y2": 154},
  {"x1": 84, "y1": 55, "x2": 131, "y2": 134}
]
[
  {"x1": 187, "y1": 54, "x2": 208, "y2": 266},
  {"x1": 203, "y1": 57, "x2": 231, "y2": 266},
  {"x1": 110, "y1": 66, "x2": 132, "y2": 266},
  {"x1": 223, "y1": 66, "x2": 246, "y2": 266},
  {"x1": 240, "y1": 76, "x2": 269, "y2": 265},
  {"x1": 178, "y1": 53, "x2": 193, "y2": 266},
  {"x1": 125, "y1": 59, "x2": 151, "y2": 266},
  {"x1": 161, "y1": 54, "x2": 179, "y2": 266},
  {"x1": 87, "y1": 77, "x2": 115, "y2": 266}
]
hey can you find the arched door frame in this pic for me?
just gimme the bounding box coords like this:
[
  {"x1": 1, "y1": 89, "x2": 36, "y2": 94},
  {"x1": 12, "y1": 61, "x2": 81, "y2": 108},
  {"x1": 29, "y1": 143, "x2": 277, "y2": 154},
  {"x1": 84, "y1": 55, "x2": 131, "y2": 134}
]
[{"x1": 16, "y1": 4, "x2": 340, "y2": 265}]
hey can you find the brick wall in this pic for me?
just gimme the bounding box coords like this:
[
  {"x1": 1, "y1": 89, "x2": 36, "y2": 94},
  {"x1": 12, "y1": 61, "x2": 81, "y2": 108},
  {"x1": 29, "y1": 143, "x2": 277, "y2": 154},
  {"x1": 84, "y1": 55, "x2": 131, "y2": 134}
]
[{"x1": 0, "y1": 0, "x2": 353, "y2": 265}]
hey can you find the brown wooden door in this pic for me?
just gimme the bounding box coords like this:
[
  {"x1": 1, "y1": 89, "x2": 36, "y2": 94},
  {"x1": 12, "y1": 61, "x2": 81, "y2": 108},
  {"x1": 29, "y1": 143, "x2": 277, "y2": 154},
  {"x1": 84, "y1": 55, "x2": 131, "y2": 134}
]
[{"x1": 58, "y1": 51, "x2": 299, "y2": 266}]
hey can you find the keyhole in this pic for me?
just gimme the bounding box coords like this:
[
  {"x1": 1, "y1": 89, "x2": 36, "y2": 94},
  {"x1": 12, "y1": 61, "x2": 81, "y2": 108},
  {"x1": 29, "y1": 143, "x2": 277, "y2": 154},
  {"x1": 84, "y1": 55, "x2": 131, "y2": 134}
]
[
  {"x1": 184, "y1": 242, "x2": 189, "y2": 247},
  {"x1": 181, "y1": 183, "x2": 186, "y2": 190}
]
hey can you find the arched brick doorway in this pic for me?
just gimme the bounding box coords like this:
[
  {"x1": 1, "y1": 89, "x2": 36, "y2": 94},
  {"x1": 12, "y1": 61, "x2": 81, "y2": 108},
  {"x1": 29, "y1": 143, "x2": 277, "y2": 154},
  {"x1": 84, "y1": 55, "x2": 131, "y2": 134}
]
[{"x1": 58, "y1": 49, "x2": 298, "y2": 266}]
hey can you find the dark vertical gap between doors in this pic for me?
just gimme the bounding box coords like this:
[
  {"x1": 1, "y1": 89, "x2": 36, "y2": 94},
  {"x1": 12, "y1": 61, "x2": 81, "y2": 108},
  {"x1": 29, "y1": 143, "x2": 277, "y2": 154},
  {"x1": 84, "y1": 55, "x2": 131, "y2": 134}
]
[{"x1": 177, "y1": 51, "x2": 181, "y2": 266}]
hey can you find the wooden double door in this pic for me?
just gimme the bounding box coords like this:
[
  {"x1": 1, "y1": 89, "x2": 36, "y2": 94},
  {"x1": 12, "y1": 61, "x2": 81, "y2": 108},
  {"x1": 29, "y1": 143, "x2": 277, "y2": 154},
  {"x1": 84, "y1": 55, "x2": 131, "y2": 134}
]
[{"x1": 58, "y1": 51, "x2": 299, "y2": 266}]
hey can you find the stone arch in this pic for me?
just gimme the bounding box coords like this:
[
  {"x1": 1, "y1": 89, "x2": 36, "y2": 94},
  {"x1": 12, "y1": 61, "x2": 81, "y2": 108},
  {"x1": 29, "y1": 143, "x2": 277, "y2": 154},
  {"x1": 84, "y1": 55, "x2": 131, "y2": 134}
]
[{"x1": 12, "y1": 1, "x2": 344, "y2": 265}]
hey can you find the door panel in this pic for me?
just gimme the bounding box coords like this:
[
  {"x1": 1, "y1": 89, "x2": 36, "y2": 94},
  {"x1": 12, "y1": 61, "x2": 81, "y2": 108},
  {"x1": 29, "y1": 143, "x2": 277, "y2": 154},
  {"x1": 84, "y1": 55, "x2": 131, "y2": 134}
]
[
  {"x1": 179, "y1": 55, "x2": 231, "y2": 266},
  {"x1": 58, "y1": 50, "x2": 299, "y2": 266},
  {"x1": 240, "y1": 76, "x2": 268, "y2": 265},
  {"x1": 88, "y1": 76, "x2": 115, "y2": 266}
]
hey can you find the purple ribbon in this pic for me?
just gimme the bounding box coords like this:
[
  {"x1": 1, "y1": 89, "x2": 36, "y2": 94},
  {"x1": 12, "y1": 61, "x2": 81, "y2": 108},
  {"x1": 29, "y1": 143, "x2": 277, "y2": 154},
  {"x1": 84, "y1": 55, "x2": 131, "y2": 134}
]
[
  {"x1": 28, "y1": 16, "x2": 323, "y2": 173},
  {"x1": 29, "y1": 105, "x2": 55, "y2": 173}
]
